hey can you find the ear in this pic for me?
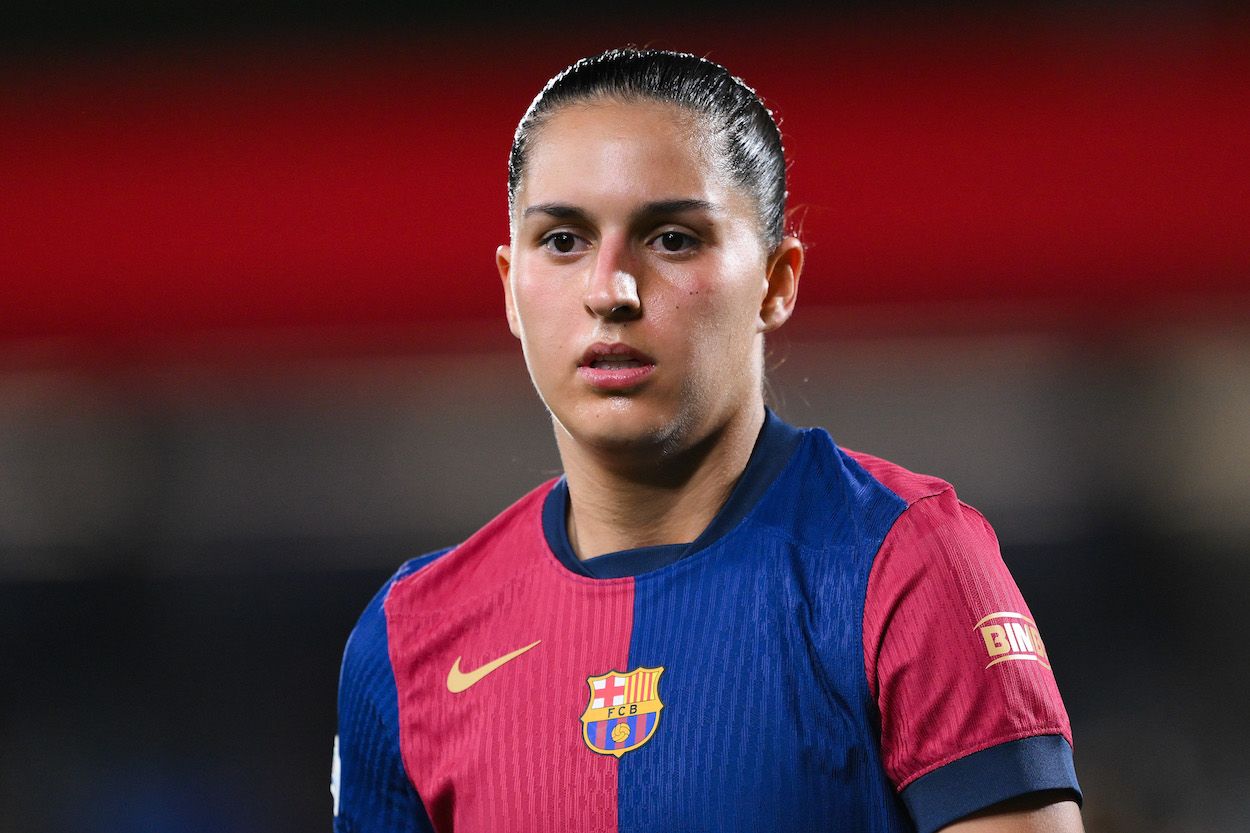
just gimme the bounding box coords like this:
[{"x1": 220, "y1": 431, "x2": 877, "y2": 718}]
[
  {"x1": 496, "y1": 244, "x2": 522, "y2": 339},
  {"x1": 758, "y1": 235, "x2": 803, "y2": 333}
]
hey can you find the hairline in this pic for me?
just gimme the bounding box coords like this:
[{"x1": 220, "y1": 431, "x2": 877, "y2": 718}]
[{"x1": 508, "y1": 95, "x2": 773, "y2": 249}]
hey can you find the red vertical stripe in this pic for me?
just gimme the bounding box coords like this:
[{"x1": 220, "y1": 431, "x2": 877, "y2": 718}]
[{"x1": 385, "y1": 484, "x2": 634, "y2": 832}]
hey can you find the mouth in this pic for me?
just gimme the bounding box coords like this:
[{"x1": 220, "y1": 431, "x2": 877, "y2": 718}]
[{"x1": 577, "y1": 342, "x2": 656, "y2": 391}]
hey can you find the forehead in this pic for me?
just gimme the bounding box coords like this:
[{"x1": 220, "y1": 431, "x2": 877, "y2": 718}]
[{"x1": 516, "y1": 99, "x2": 744, "y2": 217}]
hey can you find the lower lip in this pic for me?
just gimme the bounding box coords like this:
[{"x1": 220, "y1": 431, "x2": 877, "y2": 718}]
[{"x1": 577, "y1": 363, "x2": 656, "y2": 391}]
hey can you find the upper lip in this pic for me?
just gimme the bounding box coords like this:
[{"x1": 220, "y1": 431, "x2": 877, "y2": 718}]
[{"x1": 578, "y1": 341, "x2": 656, "y2": 367}]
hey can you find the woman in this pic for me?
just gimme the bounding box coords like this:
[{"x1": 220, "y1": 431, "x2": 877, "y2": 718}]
[{"x1": 333, "y1": 47, "x2": 1084, "y2": 833}]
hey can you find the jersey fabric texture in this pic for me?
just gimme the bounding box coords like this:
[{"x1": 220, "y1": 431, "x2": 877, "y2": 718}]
[{"x1": 333, "y1": 411, "x2": 1080, "y2": 832}]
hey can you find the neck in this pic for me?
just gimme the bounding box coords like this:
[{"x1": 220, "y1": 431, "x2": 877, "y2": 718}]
[{"x1": 556, "y1": 402, "x2": 765, "y2": 560}]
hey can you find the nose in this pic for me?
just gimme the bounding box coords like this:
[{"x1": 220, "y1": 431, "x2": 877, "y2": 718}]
[{"x1": 584, "y1": 237, "x2": 641, "y2": 322}]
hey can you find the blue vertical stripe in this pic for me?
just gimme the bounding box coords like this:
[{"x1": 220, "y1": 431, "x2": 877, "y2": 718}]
[
  {"x1": 336, "y1": 552, "x2": 448, "y2": 833},
  {"x1": 615, "y1": 430, "x2": 914, "y2": 832}
]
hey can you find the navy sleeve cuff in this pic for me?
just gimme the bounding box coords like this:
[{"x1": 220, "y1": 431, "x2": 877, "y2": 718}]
[{"x1": 900, "y1": 734, "x2": 1082, "y2": 833}]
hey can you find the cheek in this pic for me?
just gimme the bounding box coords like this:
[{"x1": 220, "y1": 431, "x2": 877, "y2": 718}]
[
  {"x1": 673, "y1": 267, "x2": 762, "y2": 346},
  {"x1": 512, "y1": 271, "x2": 574, "y2": 373},
  {"x1": 648, "y1": 284, "x2": 758, "y2": 398},
  {"x1": 512, "y1": 267, "x2": 560, "y2": 330}
]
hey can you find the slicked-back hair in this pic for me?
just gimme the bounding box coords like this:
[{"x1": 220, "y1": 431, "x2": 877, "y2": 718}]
[{"x1": 507, "y1": 47, "x2": 789, "y2": 252}]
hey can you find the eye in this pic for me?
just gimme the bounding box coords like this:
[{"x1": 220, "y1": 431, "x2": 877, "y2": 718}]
[
  {"x1": 539, "y1": 231, "x2": 588, "y2": 255},
  {"x1": 649, "y1": 230, "x2": 699, "y2": 254}
]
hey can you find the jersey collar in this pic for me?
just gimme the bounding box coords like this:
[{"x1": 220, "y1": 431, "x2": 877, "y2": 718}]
[{"x1": 541, "y1": 408, "x2": 804, "y2": 579}]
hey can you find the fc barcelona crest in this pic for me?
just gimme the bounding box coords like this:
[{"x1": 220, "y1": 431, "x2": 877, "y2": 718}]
[{"x1": 580, "y1": 666, "x2": 664, "y2": 757}]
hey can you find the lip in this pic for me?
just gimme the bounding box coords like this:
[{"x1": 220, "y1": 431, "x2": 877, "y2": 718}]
[{"x1": 576, "y1": 341, "x2": 657, "y2": 391}]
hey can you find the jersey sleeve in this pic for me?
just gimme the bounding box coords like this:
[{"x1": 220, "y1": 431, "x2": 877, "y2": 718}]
[
  {"x1": 862, "y1": 488, "x2": 1081, "y2": 833},
  {"x1": 334, "y1": 560, "x2": 440, "y2": 833}
]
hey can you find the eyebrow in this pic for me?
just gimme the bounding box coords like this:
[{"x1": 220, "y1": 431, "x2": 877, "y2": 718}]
[{"x1": 521, "y1": 198, "x2": 719, "y2": 224}]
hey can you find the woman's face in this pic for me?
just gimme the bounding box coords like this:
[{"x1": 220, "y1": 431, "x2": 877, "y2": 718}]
[{"x1": 498, "y1": 99, "x2": 799, "y2": 455}]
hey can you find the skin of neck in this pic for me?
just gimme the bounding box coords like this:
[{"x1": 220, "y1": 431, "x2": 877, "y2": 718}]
[{"x1": 555, "y1": 395, "x2": 766, "y2": 560}]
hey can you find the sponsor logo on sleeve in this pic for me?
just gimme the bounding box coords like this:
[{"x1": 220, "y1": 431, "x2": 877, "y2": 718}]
[{"x1": 975, "y1": 611, "x2": 1050, "y2": 670}]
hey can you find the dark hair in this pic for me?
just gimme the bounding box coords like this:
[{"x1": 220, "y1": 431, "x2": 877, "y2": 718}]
[{"x1": 507, "y1": 47, "x2": 789, "y2": 251}]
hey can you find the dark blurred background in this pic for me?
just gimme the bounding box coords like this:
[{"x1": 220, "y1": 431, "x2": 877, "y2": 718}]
[{"x1": 2, "y1": 2, "x2": 1248, "y2": 832}]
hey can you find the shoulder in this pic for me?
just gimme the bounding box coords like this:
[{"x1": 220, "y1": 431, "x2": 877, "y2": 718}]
[
  {"x1": 836, "y1": 442, "x2": 998, "y2": 560},
  {"x1": 840, "y1": 446, "x2": 955, "y2": 507},
  {"x1": 769, "y1": 428, "x2": 965, "y2": 550},
  {"x1": 382, "y1": 478, "x2": 559, "y2": 618},
  {"x1": 849, "y1": 444, "x2": 1012, "y2": 649},
  {"x1": 340, "y1": 548, "x2": 455, "y2": 692},
  {"x1": 785, "y1": 432, "x2": 1017, "y2": 648},
  {"x1": 343, "y1": 476, "x2": 559, "y2": 683}
]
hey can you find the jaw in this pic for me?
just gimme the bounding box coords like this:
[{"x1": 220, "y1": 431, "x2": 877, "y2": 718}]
[
  {"x1": 554, "y1": 371, "x2": 752, "y2": 463},
  {"x1": 551, "y1": 386, "x2": 767, "y2": 496},
  {"x1": 554, "y1": 391, "x2": 686, "y2": 456}
]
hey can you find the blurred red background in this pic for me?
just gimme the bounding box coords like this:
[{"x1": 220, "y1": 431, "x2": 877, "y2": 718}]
[{"x1": 4, "y1": 16, "x2": 1247, "y2": 356}]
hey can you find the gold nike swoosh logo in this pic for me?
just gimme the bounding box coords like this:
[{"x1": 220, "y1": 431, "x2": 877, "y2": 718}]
[{"x1": 446, "y1": 640, "x2": 541, "y2": 693}]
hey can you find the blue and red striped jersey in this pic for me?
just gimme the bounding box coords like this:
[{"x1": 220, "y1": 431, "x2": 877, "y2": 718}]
[{"x1": 333, "y1": 411, "x2": 1080, "y2": 832}]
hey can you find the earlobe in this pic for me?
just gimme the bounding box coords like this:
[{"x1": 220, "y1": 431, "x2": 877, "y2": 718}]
[
  {"x1": 759, "y1": 236, "x2": 803, "y2": 333},
  {"x1": 496, "y1": 245, "x2": 522, "y2": 339}
]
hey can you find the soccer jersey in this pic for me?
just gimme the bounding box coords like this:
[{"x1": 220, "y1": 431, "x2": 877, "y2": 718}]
[{"x1": 333, "y1": 411, "x2": 1080, "y2": 832}]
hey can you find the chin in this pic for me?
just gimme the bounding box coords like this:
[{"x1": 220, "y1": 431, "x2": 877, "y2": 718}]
[{"x1": 559, "y1": 396, "x2": 689, "y2": 455}]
